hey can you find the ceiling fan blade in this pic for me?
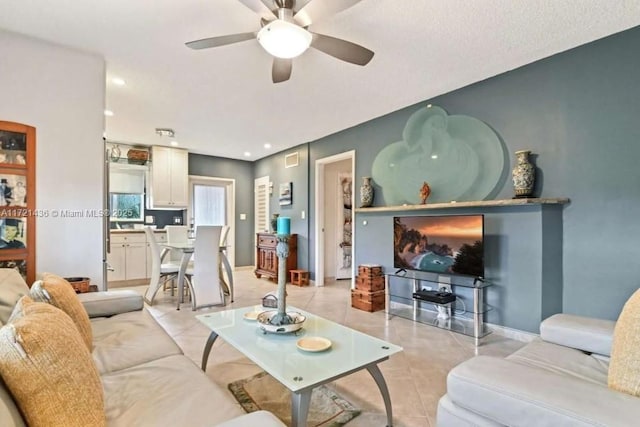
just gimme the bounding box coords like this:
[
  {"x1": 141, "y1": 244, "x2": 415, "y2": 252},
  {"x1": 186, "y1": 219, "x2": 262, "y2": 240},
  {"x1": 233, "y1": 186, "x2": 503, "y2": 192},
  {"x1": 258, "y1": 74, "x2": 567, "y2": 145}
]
[
  {"x1": 310, "y1": 33, "x2": 374, "y2": 66},
  {"x1": 185, "y1": 33, "x2": 256, "y2": 50},
  {"x1": 291, "y1": 0, "x2": 313, "y2": 13},
  {"x1": 272, "y1": 58, "x2": 292, "y2": 83},
  {"x1": 294, "y1": 0, "x2": 363, "y2": 27},
  {"x1": 237, "y1": 0, "x2": 278, "y2": 19}
]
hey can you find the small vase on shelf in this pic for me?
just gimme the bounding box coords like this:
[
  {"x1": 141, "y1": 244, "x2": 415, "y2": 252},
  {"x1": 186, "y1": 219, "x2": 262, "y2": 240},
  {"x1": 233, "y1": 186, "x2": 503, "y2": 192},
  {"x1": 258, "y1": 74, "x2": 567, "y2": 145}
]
[
  {"x1": 512, "y1": 150, "x2": 535, "y2": 198},
  {"x1": 360, "y1": 177, "x2": 374, "y2": 208}
]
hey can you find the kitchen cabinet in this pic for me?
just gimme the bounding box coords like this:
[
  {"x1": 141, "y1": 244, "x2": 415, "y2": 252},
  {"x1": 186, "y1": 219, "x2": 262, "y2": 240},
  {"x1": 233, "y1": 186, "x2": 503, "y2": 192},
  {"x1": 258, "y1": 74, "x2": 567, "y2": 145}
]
[
  {"x1": 254, "y1": 233, "x2": 297, "y2": 282},
  {"x1": 148, "y1": 146, "x2": 188, "y2": 208},
  {"x1": 108, "y1": 233, "x2": 146, "y2": 282},
  {"x1": 108, "y1": 231, "x2": 166, "y2": 283}
]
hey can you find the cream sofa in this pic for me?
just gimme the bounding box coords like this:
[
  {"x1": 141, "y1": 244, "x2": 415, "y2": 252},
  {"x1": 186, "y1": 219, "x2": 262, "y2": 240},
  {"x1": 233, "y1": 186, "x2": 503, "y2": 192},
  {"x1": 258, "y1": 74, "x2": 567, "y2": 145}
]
[
  {"x1": 0, "y1": 269, "x2": 284, "y2": 427},
  {"x1": 437, "y1": 313, "x2": 640, "y2": 426}
]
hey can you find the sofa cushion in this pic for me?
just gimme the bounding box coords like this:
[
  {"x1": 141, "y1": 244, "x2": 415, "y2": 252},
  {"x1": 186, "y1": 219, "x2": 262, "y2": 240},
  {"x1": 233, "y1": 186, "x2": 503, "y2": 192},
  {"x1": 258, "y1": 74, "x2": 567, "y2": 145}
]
[
  {"x1": 609, "y1": 288, "x2": 640, "y2": 396},
  {"x1": 0, "y1": 297, "x2": 105, "y2": 427},
  {"x1": 101, "y1": 354, "x2": 244, "y2": 427},
  {"x1": 30, "y1": 273, "x2": 93, "y2": 350},
  {"x1": 0, "y1": 268, "x2": 29, "y2": 326},
  {"x1": 447, "y1": 355, "x2": 640, "y2": 427},
  {"x1": 78, "y1": 289, "x2": 143, "y2": 318},
  {"x1": 507, "y1": 338, "x2": 608, "y2": 386},
  {"x1": 540, "y1": 313, "x2": 615, "y2": 356},
  {"x1": 91, "y1": 309, "x2": 182, "y2": 374}
]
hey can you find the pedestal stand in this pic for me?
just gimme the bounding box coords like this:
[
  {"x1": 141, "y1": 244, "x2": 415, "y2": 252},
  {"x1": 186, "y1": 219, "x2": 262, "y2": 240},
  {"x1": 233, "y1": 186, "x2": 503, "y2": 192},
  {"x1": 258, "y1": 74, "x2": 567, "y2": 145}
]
[{"x1": 270, "y1": 234, "x2": 292, "y2": 326}]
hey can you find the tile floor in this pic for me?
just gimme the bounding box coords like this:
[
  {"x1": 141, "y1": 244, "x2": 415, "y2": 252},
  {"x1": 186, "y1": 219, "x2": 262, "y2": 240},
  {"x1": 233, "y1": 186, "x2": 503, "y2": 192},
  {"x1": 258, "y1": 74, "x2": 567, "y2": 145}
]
[{"x1": 125, "y1": 268, "x2": 525, "y2": 427}]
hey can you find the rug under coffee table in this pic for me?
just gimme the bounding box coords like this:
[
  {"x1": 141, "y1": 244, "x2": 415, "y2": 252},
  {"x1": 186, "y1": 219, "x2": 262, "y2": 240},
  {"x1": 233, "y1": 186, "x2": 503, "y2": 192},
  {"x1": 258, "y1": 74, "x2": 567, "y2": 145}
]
[{"x1": 197, "y1": 306, "x2": 403, "y2": 427}]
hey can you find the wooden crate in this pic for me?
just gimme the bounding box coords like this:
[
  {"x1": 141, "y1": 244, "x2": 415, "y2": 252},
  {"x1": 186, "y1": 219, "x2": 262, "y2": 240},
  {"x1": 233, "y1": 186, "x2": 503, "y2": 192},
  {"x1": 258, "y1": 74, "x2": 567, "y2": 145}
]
[
  {"x1": 355, "y1": 275, "x2": 385, "y2": 292},
  {"x1": 357, "y1": 264, "x2": 383, "y2": 277},
  {"x1": 351, "y1": 289, "x2": 385, "y2": 312}
]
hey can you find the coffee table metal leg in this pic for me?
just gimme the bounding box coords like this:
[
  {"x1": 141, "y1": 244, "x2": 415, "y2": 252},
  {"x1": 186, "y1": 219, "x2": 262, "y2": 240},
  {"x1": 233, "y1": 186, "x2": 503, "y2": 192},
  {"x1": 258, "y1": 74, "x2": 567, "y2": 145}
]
[
  {"x1": 291, "y1": 389, "x2": 312, "y2": 427},
  {"x1": 367, "y1": 364, "x2": 393, "y2": 427},
  {"x1": 201, "y1": 332, "x2": 219, "y2": 371}
]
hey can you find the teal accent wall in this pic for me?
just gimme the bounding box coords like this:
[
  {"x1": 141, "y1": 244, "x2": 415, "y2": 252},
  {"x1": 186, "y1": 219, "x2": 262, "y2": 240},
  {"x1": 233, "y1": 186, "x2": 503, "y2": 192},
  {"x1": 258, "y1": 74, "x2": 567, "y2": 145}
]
[
  {"x1": 188, "y1": 154, "x2": 254, "y2": 266},
  {"x1": 292, "y1": 25, "x2": 640, "y2": 329},
  {"x1": 254, "y1": 144, "x2": 310, "y2": 270}
]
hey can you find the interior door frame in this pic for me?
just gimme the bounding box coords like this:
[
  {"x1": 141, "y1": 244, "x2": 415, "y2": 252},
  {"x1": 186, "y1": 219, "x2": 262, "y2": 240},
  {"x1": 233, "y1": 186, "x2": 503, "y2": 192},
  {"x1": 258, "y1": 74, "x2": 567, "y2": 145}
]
[
  {"x1": 314, "y1": 150, "x2": 355, "y2": 287},
  {"x1": 187, "y1": 175, "x2": 236, "y2": 268}
]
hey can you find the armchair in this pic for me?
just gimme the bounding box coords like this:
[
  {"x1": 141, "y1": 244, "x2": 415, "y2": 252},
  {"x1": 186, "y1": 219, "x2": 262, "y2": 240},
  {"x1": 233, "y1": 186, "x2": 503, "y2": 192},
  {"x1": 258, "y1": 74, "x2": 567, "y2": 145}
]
[{"x1": 437, "y1": 313, "x2": 640, "y2": 426}]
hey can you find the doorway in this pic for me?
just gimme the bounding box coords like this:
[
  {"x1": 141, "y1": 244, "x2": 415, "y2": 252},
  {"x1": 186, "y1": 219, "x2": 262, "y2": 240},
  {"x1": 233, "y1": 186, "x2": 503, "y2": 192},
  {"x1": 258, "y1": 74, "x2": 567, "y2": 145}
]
[
  {"x1": 314, "y1": 151, "x2": 355, "y2": 287},
  {"x1": 187, "y1": 175, "x2": 235, "y2": 268}
]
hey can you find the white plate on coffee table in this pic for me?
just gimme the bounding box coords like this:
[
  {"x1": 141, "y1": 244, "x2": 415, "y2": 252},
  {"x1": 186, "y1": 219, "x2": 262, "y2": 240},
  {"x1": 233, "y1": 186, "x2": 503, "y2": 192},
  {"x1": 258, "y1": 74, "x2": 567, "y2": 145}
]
[
  {"x1": 243, "y1": 311, "x2": 261, "y2": 321},
  {"x1": 297, "y1": 336, "x2": 332, "y2": 352}
]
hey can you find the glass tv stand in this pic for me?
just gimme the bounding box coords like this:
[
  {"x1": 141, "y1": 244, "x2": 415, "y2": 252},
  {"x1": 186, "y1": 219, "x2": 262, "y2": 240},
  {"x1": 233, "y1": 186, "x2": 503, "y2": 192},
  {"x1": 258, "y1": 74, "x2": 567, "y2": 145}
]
[{"x1": 385, "y1": 273, "x2": 492, "y2": 346}]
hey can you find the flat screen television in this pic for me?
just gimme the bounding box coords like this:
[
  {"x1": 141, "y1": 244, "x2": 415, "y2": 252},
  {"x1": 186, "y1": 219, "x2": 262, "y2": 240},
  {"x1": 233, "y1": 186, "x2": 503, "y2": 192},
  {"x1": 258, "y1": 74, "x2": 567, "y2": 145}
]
[{"x1": 393, "y1": 215, "x2": 484, "y2": 278}]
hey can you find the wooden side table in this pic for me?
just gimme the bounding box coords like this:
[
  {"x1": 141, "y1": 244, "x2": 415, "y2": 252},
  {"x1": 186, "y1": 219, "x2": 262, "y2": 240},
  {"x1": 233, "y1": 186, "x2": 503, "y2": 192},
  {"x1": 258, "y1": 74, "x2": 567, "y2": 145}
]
[{"x1": 290, "y1": 269, "x2": 309, "y2": 287}]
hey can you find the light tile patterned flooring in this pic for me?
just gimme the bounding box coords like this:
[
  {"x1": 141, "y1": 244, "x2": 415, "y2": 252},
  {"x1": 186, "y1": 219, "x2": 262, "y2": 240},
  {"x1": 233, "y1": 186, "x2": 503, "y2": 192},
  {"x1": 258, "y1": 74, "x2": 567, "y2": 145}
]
[{"x1": 124, "y1": 268, "x2": 524, "y2": 427}]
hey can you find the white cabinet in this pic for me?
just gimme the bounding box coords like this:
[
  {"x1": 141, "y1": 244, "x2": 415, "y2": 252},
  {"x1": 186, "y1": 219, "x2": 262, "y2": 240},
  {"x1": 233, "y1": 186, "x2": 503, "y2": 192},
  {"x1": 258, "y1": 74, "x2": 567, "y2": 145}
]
[
  {"x1": 125, "y1": 241, "x2": 147, "y2": 280},
  {"x1": 107, "y1": 241, "x2": 127, "y2": 281},
  {"x1": 108, "y1": 231, "x2": 166, "y2": 283},
  {"x1": 149, "y1": 146, "x2": 188, "y2": 208}
]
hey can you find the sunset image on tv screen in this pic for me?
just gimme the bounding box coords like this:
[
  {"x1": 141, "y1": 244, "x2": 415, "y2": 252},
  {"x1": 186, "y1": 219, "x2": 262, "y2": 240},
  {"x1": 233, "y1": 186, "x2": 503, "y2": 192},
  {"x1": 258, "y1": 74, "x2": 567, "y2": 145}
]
[{"x1": 394, "y1": 215, "x2": 484, "y2": 277}]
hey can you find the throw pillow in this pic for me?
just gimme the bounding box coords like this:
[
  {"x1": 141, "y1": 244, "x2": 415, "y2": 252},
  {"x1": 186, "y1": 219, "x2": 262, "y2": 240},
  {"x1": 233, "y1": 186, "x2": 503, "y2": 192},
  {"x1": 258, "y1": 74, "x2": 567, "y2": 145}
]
[
  {"x1": 609, "y1": 288, "x2": 640, "y2": 396},
  {"x1": 0, "y1": 296, "x2": 105, "y2": 427},
  {"x1": 30, "y1": 273, "x2": 93, "y2": 350}
]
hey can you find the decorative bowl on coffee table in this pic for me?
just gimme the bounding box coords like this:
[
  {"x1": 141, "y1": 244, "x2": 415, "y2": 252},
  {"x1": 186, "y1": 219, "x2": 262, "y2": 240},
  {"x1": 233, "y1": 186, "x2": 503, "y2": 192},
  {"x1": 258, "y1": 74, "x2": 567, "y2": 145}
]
[{"x1": 257, "y1": 311, "x2": 306, "y2": 334}]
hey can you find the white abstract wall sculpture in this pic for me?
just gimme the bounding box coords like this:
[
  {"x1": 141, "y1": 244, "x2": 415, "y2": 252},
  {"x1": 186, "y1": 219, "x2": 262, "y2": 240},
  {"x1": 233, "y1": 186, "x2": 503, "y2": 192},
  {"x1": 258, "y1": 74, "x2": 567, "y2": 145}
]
[{"x1": 371, "y1": 105, "x2": 506, "y2": 205}]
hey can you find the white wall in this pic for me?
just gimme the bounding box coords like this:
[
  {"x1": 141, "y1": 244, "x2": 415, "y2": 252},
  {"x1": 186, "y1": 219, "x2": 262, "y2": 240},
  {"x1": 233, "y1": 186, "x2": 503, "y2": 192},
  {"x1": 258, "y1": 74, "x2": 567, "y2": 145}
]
[
  {"x1": 323, "y1": 159, "x2": 351, "y2": 279},
  {"x1": 0, "y1": 30, "x2": 106, "y2": 287}
]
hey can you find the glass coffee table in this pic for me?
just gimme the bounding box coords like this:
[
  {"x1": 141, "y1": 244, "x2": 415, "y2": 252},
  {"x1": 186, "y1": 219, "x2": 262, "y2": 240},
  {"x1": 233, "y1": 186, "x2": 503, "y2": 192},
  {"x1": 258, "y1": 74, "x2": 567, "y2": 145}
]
[{"x1": 197, "y1": 306, "x2": 403, "y2": 427}]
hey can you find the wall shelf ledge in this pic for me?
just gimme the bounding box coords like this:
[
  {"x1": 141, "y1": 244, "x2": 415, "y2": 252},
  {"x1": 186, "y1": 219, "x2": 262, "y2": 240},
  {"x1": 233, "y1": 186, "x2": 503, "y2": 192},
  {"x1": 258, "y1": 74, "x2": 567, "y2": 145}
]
[{"x1": 354, "y1": 197, "x2": 569, "y2": 213}]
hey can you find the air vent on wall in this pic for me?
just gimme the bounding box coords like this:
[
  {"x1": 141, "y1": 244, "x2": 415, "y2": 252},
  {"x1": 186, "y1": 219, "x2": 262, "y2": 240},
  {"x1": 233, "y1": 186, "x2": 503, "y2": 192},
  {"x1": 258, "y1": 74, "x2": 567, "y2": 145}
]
[{"x1": 284, "y1": 152, "x2": 299, "y2": 168}]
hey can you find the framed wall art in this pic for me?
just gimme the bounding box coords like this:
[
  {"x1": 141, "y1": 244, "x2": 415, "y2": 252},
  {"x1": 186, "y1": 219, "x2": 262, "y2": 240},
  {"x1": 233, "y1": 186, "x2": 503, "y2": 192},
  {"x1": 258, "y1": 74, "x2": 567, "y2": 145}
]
[
  {"x1": 0, "y1": 218, "x2": 27, "y2": 249},
  {"x1": 279, "y1": 182, "x2": 292, "y2": 206},
  {"x1": 0, "y1": 173, "x2": 27, "y2": 207},
  {"x1": 0, "y1": 129, "x2": 27, "y2": 166}
]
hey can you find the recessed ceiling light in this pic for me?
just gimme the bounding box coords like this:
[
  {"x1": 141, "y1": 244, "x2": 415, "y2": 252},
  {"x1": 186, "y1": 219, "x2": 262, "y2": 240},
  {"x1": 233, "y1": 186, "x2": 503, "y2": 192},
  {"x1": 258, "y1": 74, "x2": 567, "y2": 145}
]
[
  {"x1": 426, "y1": 104, "x2": 432, "y2": 108},
  {"x1": 170, "y1": 141, "x2": 179, "y2": 146},
  {"x1": 264, "y1": 143, "x2": 272, "y2": 149},
  {"x1": 112, "y1": 77, "x2": 126, "y2": 86},
  {"x1": 104, "y1": 110, "x2": 114, "y2": 116},
  {"x1": 244, "y1": 152, "x2": 251, "y2": 157},
  {"x1": 431, "y1": 154, "x2": 438, "y2": 159}
]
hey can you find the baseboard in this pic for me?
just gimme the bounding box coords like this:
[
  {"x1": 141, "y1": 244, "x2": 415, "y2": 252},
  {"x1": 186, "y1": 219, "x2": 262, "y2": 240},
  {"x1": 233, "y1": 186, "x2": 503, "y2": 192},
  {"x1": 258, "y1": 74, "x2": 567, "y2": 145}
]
[{"x1": 486, "y1": 323, "x2": 538, "y2": 343}]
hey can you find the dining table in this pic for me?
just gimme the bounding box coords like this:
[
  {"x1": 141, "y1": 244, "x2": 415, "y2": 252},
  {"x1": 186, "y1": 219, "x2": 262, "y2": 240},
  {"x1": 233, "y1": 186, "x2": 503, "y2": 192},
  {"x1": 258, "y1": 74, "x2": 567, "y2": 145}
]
[{"x1": 159, "y1": 241, "x2": 234, "y2": 310}]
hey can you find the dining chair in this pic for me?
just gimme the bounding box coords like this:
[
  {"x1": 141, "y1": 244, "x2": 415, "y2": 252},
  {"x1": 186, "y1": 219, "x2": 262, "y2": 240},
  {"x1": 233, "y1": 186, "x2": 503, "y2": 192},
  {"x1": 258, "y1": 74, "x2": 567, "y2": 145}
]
[
  {"x1": 165, "y1": 225, "x2": 189, "y2": 263},
  {"x1": 218, "y1": 225, "x2": 233, "y2": 302},
  {"x1": 143, "y1": 227, "x2": 180, "y2": 305},
  {"x1": 184, "y1": 225, "x2": 224, "y2": 310}
]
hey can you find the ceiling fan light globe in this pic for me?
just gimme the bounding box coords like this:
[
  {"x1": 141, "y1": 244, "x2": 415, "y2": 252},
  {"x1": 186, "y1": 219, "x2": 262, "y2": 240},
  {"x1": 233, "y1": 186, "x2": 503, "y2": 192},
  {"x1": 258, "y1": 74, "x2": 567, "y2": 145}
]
[{"x1": 257, "y1": 20, "x2": 312, "y2": 59}]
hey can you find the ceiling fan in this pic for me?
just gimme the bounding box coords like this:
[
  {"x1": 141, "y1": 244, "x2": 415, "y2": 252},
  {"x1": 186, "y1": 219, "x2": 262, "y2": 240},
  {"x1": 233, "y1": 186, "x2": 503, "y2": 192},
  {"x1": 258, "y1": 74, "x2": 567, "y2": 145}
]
[{"x1": 186, "y1": 0, "x2": 374, "y2": 83}]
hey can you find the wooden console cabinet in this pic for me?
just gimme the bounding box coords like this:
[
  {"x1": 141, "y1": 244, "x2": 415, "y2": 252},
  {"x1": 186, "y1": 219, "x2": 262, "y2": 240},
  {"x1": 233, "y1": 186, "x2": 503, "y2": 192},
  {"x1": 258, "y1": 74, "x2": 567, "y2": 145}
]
[{"x1": 255, "y1": 233, "x2": 297, "y2": 283}]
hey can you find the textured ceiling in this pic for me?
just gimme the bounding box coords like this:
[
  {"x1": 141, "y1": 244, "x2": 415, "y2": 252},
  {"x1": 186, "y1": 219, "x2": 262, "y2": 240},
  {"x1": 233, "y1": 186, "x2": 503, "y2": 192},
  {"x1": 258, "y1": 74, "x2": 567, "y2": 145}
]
[{"x1": 1, "y1": 0, "x2": 639, "y2": 160}]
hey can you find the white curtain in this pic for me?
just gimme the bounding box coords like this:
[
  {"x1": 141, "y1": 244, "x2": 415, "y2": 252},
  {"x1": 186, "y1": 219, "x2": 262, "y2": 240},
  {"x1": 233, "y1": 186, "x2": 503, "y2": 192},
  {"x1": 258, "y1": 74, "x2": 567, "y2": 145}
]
[{"x1": 193, "y1": 184, "x2": 226, "y2": 226}]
